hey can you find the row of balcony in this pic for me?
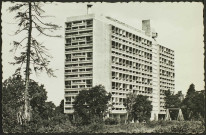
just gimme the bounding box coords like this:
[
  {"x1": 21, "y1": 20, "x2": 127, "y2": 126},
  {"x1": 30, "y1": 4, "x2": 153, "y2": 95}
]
[
  {"x1": 112, "y1": 53, "x2": 152, "y2": 65},
  {"x1": 66, "y1": 57, "x2": 92, "y2": 61},
  {"x1": 160, "y1": 82, "x2": 175, "y2": 87},
  {"x1": 160, "y1": 65, "x2": 174, "y2": 72},
  {"x1": 160, "y1": 63, "x2": 175, "y2": 69},
  {"x1": 65, "y1": 31, "x2": 93, "y2": 38},
  {"x1": 112, "y1": 78, "x2": 153, "y2": 87},
  {"x1": 111, "y1": 37, "x2": 152, "y2": 54},
  {"x1": 160, "y1": 49, "x2": 174, "y2": 56},
  {"x1": 112, "y1": 60, "x2": 152, "y2": 71},
  {"x1": 65, "y1": 26, "x2": 92, "y2": 32},
  {"x1": 160, "y1": 77, "x2": 175, "y2": 83},
  {"x1": 65, "y1": 43, "x2": 92, "y2": 48},
  {"x1": 159, "y1": 52, "x2": 174, "y2": 60},
  {"x1": 160, "y1": 86, "x2": 175, "y2": 90},
  {"x1": 159, "y1": 74, "x2": 175, "y2": 80},
  {"x1": 65, "y1": 60, "x2": 92, "y2": 65},
  {"x1": 111, "y1": 50, "x2": 152, "y2": 65},
  {"x1": 65, "y1": 65, "x2": 93, "y2": 70},
  {"x1": 112, "y1": 39, "x2": 152, "y2": 55},
  {"x1": 111, "y1": 30, "x2": 152, "y2": 49},
  {"x1": 66, "y1": 20, "x2": 92, "y2": 26},
  {"x1": 111, "y1": 66, "x2": 153, "y2": 78},
  {"x1": 111, "y1": 85, "x2": 153, "y2": 91},
  {"x1": 65, "y1": 46, "x2": 92, "y2": 51},
  {"x1": 65, "y1": 85, "x2": 92, "y2": 89},
  {"x1": 160, "y1": 61, "x2": 174, "y2": 67},
  {"x1": 111, "y1": 63, "x2": 152, "y2": 74}
]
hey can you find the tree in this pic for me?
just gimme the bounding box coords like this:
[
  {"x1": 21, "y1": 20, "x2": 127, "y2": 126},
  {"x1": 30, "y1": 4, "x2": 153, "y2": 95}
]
[
  {"x1": 73, "y1": 85, "x2": 111, "y2": 125},
  {"x1": 181, "y1": 84, "x2": 205, "y2": 120},
  {"x1": 8, "y1": 2, "x2": 61, "y2": 122},
  {"x1": 164, "y1": 90, "x2": 182, "y2": 108},
  {"x1": 132, "y1": 95, "x2": 152, "y2": 122},
  {"x1": 55, "y1": 99, "x2": 64, "y2": 114},
  {"x1": 123, "y1": 92, "x2": 137, "y2": 122},
  {"x1": 181, "y1": 84, "x2": 196, "y2": 120},
  {"x1": 2, "y1": 75, "x2": 25, "y2": 132},
  {"x1": 164, "y1": 90, "x2": 182, "y2": 120},
  {"x1": 2, "y1": 74, "x2": 49, "y2": 132},
  {"x1": 186, "y1": 83, "x2": 195, "y2": 98},
  {"x1": 190, "y1": 91, "x2": 205, "y2": 120}
]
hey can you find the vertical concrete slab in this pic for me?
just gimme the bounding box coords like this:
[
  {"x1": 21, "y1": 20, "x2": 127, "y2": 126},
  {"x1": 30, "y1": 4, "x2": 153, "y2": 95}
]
[
  {"x1": 150, "y1": 41, "x2": 160, "y2": 121},
  {"x1": 93, "y1": 18, "x2": 112, "y2": 93}
]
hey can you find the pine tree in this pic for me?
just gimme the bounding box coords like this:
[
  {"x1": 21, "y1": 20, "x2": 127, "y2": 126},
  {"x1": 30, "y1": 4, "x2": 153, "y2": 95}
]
[{"x1": 8, "y1": 2, "x2": 61, "y2": 124}]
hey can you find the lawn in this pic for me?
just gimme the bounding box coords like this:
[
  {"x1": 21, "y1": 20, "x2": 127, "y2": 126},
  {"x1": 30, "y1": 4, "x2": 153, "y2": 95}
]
[{"x1": 60, "y1": 120, "x2": 205, "y2": 133}]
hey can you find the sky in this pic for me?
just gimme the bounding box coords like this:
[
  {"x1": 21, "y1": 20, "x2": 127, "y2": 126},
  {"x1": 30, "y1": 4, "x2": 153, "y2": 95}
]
[{"x1": 1, "y1": 2, "x2": 204, "y2": 106}]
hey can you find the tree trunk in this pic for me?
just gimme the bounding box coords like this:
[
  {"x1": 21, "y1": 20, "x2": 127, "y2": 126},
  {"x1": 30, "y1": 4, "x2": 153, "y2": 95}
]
[
  {"x1": 126, "y1": 112, "x2": 128, "y2": 123},
  {"x1": 24, "y1": 2, "x2": 32, "y2": 122}
]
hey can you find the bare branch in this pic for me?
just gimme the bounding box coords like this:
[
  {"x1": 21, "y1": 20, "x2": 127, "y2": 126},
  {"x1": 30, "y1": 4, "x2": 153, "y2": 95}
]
[
  {"x1": 35, "y1": 25, "x2": 61, "y2": 37},
  {"x1": 9, "y1": 2, "x2": 59, "y2": 79},
  {"x1": 33, "y1": 2, "x2": 45, "y2": 15},
  {"x1": 15, "y1": 27, "x2": 28, "y2": 35},
  {"x1": 10, "y1": 37, "x2": 28, "y2": 53},
  {"x1": 8, "y1": 3, "x2": 28, "y2": 12},
  {"x1": 32, "y1": 14, "x2": 61, "y2": 29}
]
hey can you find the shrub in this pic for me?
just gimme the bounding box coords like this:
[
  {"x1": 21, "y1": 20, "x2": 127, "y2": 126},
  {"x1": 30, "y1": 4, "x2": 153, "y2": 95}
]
[
  {"x1": 71, "y1": 114, "x2": 83, "y2": 126},
  {"x1": 154, "y1": 121, "x2": 205, "y2": 133},
  {"x1": 104, "y1": 117, "x2": 120, "y2": 125},
  {"x1": 146, "y1": 121, "x2": 159, "y2": 128},
  {"x1": 88, "y1": 122, "x2": 104, "y2": 133}
]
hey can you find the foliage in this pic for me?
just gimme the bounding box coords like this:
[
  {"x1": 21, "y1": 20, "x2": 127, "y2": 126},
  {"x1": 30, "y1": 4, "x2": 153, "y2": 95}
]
[
  {"x1": 181, "y1": 84, "x2": 205, "y2": 120},
  {"x1": 9, "y1": 2, "x2": 61, "y2": 76},
  {"x1": 2, "y1": 75, "x2": 63, "y2": 133},
  {"x1": 186, "y1": 83, "x2": 195, "y2": 98},
  {"x1": 164, "y1": 90, "x2": 182, "y2": 120},
  {"x1": 55, "y1": 99, "x2": 64, "y2": 115},
  {"x1": 99, "y1": 121, "x2": 203, "y2": 133},
  {"x1": 3, "y1": 75, "x2": 205, "y2": 133},
  {"x1": 2, "y1": 75, "x2": 35, "y2": 132},
  {"x1": 123, "y1": 92, "x2": 137, "y2": 122},
  {"x1": 132, "y1": 95, "x2": 152, "y2": 122},
  {"x1": 154, "y1": 121, "x2": 205, "y2": 134},
  {"x1": 123, "y1": 93, "x2": 152, "y2": 123},
  {"x1": 165, "y1": 90, "x2": 181, "y2": 108},
  {"x1": 8, "y1": 2, "x2": 61, "y2": 122},
  {"x1": 104, "y1": 117, "x2": 120, "y2": 125},
  {"x1": 73, "y1": 85, "x2": 111, "y2": 125}
]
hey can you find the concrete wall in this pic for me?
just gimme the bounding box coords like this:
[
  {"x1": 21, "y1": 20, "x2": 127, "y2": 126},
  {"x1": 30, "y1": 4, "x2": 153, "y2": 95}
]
[
  {"x1": 93, "y1": 19, "x2": 112, "y2": 93},
  {"x1": 151, "y1": 41, "x2": 160, "y2": 120}
]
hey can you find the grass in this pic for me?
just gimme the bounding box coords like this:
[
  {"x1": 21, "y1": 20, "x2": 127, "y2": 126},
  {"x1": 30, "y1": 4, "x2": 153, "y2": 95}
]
[
  {"x1": 11, "y1": 120, "x2": 205, "y2": 133},
  {"x1": 75, "y1": 120, "x2": 205, "y2": 133}
]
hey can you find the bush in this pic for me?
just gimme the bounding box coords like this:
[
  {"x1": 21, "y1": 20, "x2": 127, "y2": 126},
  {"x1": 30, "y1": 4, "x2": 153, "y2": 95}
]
[
  {"x1": 71, "y1": 114, "x2": 83, "y2": 126},
  {"x1": 146, "y1": 121, "x2": 159, "y2": 128},
  {"x1": 154, "y1": 121, "x2": 205, "y2": 133},
  {"x1": 88, "y1": 122, "x2": 104, "y2": 133},
  {"x1": 104, "y1": 117, "x2": 120, "y2": 125}
]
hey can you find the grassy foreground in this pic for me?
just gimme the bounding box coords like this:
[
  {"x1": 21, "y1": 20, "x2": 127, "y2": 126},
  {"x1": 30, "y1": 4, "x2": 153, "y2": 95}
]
[{"x1": 37, "y1": 120, "x2": 205, "y2": 133}]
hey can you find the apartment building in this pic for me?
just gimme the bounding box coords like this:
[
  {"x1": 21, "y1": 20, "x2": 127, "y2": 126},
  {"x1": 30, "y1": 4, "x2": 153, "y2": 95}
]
[{"x1": 64, "y1": 14, "x2": 175, "y2": 121}]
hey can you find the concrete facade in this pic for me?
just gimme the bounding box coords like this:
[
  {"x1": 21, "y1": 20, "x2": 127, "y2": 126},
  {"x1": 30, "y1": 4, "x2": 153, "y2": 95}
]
[{"x1": 64, "y1": 14, "x2": 175, "y2": 120}]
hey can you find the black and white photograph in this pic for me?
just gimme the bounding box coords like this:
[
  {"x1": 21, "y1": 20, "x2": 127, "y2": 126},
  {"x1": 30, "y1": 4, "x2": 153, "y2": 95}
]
[{"x1": 1, "y1": 1, "x2": 205, "y2": 133}]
